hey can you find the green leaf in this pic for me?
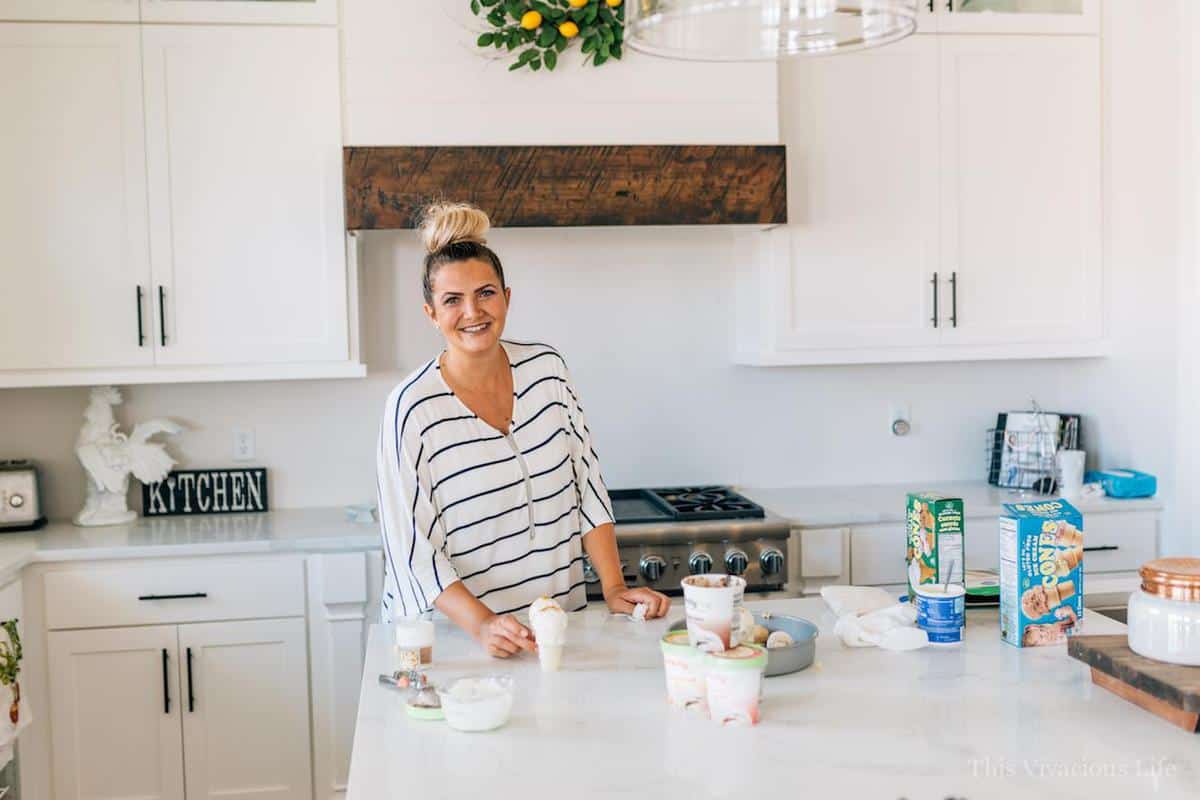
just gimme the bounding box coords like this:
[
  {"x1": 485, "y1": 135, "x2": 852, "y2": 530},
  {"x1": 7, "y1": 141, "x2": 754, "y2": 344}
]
[
  {"x1": 481, "y1": 0, "x2": 501, "y2": 6},
  {"x1": 598, "y1": 5, "x2": 614, "y2": 23},
  {"x1": 611, "y1": 42, "x2": 622, "y2": 59},
  {"x1": 509, "y1": 60, "x2": 527, "y2": 71},
  {"x1": 524, "y1": 29, "x2": 535, "y2": 43},
  {"x1": 548, "y1": 8, "x2": 564, "y2": 19},
  {"x1": 538, "y1": 27, "x2": 556, "y2": 46},
  {"x1": 594, "y1": 52, "x2": 608, "y2": 66},
  {"x1": 517, "y1": 47, "x2": 538, "y2": 63},
  {"x1": 471, "y1": 0, "x2": 481, "y2": 14},
  {"x1": 488, "y1": 8, "x2": 506, "y2": 25},
  {"x1": 581, "y1": 37, "x2": 595, "y2": 53},
  {"x1": 506, "y1": 30, "x2": 518, "y2": 50},
  {"x1": 477, "y1": 32, "x2": 495, "y2": 46},
  {"x1": 531, "y1": 0, "x2": 553, "y2": 14},
  {"x1": 599, "y1": 40, "x2": 610, "y2": 58},
  {"x1": 585, "y1": 4, "x2": 598, "y2": 24},
  {"x1": 544, "y1": 48, "x2": 558, "y2": 69},
  {"x1": 505, "y1": 0, "x2": 523, "y2": 19},
  {"x1": 600, "y1": 26, "x2": 614, "y2": 44},
  {"x1": 530, "y1": 56, "x2": 542, "y2": 71},
  {"x1": 554, "y1": 36, "x2": 568, "y2": 52}
]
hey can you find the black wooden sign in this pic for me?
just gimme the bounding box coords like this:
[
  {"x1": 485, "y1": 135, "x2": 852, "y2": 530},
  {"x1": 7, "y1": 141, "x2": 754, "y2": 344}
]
[{"x1": 142, "y1": 468, "x2": 269, "y2": 517}]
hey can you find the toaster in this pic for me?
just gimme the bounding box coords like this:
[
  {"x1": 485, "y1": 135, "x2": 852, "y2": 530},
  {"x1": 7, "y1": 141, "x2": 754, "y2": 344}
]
[{"x1": 0, "y1": 460, "x2": 46, "y2": 531}]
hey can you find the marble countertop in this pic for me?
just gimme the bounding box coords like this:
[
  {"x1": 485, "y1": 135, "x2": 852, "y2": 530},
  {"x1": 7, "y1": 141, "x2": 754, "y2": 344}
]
[
  {"x1": 741, "y1": 480, "x2": 1163, "y2": 528},
  {"x1": 346, "y1": 596, "x2": 1198, "y2": 800},
  {"x1": 0, "y1": 508, "x2": 381, "y2": 584}
]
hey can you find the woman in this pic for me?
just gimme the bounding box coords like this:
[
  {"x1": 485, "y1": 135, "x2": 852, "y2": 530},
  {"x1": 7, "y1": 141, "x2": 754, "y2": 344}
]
[{"x1": 377, "y1": 202, "x2": 670, "y2": 658}]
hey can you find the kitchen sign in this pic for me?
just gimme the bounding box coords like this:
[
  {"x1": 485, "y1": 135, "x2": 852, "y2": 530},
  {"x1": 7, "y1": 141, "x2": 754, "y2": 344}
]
[{"x1": 142, "y1": 468, "x2": 269, "y2": 517}]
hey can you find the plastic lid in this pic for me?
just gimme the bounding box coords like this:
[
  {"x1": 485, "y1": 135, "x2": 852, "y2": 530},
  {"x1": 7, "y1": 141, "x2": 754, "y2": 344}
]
[
  {"x1": 660, "y1": 631, "x2": 694, "y2": 651},
  {"x1": 394, "y1": 619, "x2": 434, "y2": 648}
]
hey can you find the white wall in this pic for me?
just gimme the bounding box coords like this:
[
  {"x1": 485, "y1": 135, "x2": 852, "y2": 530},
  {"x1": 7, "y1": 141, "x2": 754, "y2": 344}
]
[{"x1": 0, "y1": 1, "x2": 1189, "y2": 552}]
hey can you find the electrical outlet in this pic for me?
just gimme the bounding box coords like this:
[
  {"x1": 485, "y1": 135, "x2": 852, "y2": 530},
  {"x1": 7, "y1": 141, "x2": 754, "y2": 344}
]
[
  {"x1": 232, "y1": 428, "x2": 255, "y2": 461},
  {"x1": 889, "y1": 402, "x2": 912, "y2": 437}
]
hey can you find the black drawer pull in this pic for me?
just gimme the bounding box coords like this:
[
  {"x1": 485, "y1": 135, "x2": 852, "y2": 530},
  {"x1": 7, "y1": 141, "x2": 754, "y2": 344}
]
[
  {"x1": 162, "y1": 648, "x2": 170, "y2": 714},
  {"x1": 136, "y1": 286, "x2": 145, "y2": 347},
  {"x1": 186, "y1": 647, "x2": 195, "y2": 713},
  {"x1": 1083, "y1": 545, "x2": 1119, "y2": 553},
  {"x1": 138, "y1": 592, "x2": 208, "y2": 601}
]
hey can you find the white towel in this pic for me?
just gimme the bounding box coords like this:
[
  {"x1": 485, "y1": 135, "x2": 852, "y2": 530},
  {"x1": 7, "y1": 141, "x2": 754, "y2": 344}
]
[{"x1": 820, "y1": 585, "x2": 929, "y2": 652}]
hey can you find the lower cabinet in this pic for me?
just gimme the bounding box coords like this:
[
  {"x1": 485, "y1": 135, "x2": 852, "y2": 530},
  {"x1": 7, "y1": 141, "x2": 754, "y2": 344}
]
[{"x1": 49, "y1": 618, "x2": 310, "y2": 800}]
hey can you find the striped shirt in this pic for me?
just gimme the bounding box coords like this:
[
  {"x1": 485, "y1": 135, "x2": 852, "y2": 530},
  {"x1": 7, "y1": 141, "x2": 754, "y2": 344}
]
[{"x1": 376, "y1": 339, "x2": 614, "y2": 622}]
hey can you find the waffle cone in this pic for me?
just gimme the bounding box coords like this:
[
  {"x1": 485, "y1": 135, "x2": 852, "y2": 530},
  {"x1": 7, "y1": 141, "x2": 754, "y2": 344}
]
[
  {"x1": 1055, "y1": 547, "x2": 1083, "y2": 576},
  {"x1": 1056, "y1": 524, "x2": 1083, "y2": 548},
  {"x1": 1052, "y1": 580, "x2": 1076, "y2": 605}
]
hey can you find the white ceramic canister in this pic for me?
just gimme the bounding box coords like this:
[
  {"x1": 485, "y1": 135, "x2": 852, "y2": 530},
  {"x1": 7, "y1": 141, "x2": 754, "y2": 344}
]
[{"x1": 1127, "y1": 557, "x2": 1200, "y2": 666}]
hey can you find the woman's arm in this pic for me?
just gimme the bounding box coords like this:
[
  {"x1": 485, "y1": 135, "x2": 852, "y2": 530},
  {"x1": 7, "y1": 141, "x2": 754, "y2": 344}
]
[
  {"x1": 434, "y1": 582, "x2": 537, "y2": 658},
  {"x1": 583, "y1": 523, "x2": 671, "y2": 618}
]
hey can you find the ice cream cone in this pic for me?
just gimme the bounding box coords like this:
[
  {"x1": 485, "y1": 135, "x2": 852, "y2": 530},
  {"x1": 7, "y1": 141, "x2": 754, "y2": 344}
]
[
  {"x1": 1052, "y1": 579, "x2": 1076, "y2": 605},
  {"x1": 1055, "y1": 547, "x2": 1082, "y2": 576},
  {"x1": 1055, "y1": 522, "x2": 1083, "y2": 549},
  {"x1": 537, "y1": 641, "x2": 564, "y2": 672}
]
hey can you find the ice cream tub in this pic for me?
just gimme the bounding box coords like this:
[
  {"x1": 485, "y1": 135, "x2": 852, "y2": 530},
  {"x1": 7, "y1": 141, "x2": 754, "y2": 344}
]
[
  {"x1": 704, "y1": 644, "x2": 767, "y2": 727},
  {"x1": 660, "y1": 631, "x2": 707, "y2": 712},
  {"x1": 914, "y1": 584, "x2": 966, "y2": 645},
  {"x1": 999, "y1": 499, "x2": 1084, "y2": 647},
  {"x1": 681, "y1": 574, "x2": 746, "y2": 652}
]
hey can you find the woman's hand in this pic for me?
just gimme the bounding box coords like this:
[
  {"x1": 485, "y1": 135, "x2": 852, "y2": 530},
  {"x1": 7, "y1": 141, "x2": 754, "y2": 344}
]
[
  {"x1": 476, "y1": 613, "x2": 538, "y2": 658},
  {"x1": 604, "y1": 585, "x2": 672, "y2": 619}
]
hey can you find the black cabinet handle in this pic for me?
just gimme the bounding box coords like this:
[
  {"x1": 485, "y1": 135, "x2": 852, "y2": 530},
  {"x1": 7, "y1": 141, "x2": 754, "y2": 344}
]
[
  {"x1": 950, "y1": 271, "x2": 958, "y2": 328},
  {"x1": 138, "y1": 592, "x2": 208, "y2": 601},
  {"x1": 136, "y1": 286, "x2": 145, "y2": 347},
  {"x1": 186, "y1": 647, "x2": 195, "y2": 713},
  {"x1": 1083, "y1": 545, "x2": 1119, "y2": 553},
  {"x1": 162, "y1": 648, "x2": 170, "y2": 714},
  {"x1": 927, "y1": 0, "x2": 934, "y2": 11},
  {"x1": 158, "y1": 285, "x2": 167, "y2": 346},
  {"x1": 930, "y1": 272, "x2": 939, "y2": 328}
]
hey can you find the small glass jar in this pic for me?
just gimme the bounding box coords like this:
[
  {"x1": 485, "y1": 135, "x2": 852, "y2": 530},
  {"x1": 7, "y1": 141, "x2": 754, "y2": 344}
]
[
  {"x1": 1127, "y1": 557, "x2": 1200, "y2": 666},
  {"x1": 393, "y1": 619, "x2": 434, "y2": 672}
]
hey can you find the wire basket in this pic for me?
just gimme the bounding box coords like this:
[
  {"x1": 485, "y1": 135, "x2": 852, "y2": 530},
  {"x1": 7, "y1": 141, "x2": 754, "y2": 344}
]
[{"x1": 986, "y1": 402, "x2": 1078, "y2": 492}]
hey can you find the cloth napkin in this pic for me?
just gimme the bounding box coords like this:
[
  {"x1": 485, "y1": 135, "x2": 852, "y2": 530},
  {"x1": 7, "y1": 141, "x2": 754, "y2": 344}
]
[{"x1": 820, "y1": 585, "x2": 929, "y2": 652}]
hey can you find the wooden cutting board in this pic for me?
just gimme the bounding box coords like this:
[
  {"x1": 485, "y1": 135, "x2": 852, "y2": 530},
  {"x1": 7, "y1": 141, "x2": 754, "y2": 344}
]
[{"x1": 1068, "y1": 635, "x2": 1200, "y2": 732}]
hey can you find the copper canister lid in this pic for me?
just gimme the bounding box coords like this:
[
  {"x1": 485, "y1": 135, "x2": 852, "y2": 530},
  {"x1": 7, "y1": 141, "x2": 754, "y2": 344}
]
[{"x1": 1140, "y1": 557, "x2": 1200, "y2": 602}]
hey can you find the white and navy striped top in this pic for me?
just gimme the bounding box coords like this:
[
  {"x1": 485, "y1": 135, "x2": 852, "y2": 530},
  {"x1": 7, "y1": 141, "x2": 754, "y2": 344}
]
[{"x1": 376, "y1": 340, "x2": 614, "y2": 622}]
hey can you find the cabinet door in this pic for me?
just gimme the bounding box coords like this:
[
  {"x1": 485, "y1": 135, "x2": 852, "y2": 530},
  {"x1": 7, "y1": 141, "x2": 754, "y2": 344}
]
[
  {"x1": 775, "y1": 37, "x2": 941, "y2": 352},
  {"x1": 935, "y1": 0, "x2": 1099, "y2": 34},
  {"x1": 0, "y1": 24, "x2": 154, "y2": 371},
  {"x1": 48, "y1": 626, "x2": 184, "y2": 800},
  {"x1": 142, "y1": 25, "x2": 349, "y2": 367},
  {"x1": 938, "y1": 35, "x2": 1101, "y2": 346},
  {"x1": 0, "y1": 0, "x2": 137, "y2": 21},
  {"x1": 140, "y1": 0, "x2": 335, "y2": 25},
  {"x1": 178, "y1": 618, "x2": 312, "y2": 800}
]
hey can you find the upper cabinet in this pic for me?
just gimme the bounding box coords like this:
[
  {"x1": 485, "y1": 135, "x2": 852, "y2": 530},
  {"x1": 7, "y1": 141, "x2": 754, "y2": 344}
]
[
  {"x1": 739, "y1": 33, "x2": 1102, "y2": 366},
  {"x1": 0, "y1": 24, "x2": 154, "y2": 372},
  {"x1": 142, "y1": 25, "x2": 350, "y2": 367},
  {"x1": 923, "y1": 0, "x2": 1099, "y2": 34},
  {"x1": 0, "y1": 0, "x2": 138, "y2": 22},
  {"x1": 139, "y1": 0, "x2": 337, "y2": 25}
]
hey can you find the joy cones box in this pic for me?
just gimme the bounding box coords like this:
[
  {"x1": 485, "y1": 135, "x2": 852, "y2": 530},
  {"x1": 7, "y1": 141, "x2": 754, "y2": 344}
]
[
  {"x1": 999, "y1": 499, "x2": 1084, "y2": 647},
  {"x1": 906, "y1": 493, "x2": 965, "y2": 601}
]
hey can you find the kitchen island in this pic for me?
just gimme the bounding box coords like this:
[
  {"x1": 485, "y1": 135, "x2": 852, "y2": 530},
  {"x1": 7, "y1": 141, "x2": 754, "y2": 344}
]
[{"x1": 347, "y1": 597, "x2": 1198, "y2": 800}]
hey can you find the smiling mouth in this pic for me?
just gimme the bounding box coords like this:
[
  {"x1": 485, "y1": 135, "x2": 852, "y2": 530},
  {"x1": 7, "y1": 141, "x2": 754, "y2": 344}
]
[{"x1": 459, "y1": 322, "x2": 491, "y2": 334}]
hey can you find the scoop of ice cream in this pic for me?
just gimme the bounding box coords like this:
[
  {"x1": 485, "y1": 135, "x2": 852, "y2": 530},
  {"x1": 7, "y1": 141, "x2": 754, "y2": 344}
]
[
  {"x1": 529, "y1": 596, "x2": 568, "y2": 644},
  {"x1": 766, "y1": 631, "x2": 794, "y2": 649},
  {"x1": 1021, "y1": 585, "x2": 1053, "y2": 618}
]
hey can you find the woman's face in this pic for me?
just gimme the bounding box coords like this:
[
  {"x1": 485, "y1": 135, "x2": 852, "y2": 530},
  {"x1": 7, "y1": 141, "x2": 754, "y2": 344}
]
[{"x1": 424, "y1": 258, "x2": 511, "y2": 356}]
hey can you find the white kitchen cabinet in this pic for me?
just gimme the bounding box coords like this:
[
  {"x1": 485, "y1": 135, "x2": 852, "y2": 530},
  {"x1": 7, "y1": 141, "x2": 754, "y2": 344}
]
[
  {"x1": 179, "y1": 619, "x2": 312, "y2": 800},
  {"x1": 937, "y1": 35, "x2": 1102, "y2": 347},
  {"x1": 140, "y1": 0, "x2": 336, "y2": 25},
  {"x1": 142, "y1": 24, "x2": 350, "y2": 368},
  {"x1": 48, "y1": 626, "x2": 185, "y2": 800},
  {"x1": 0, "y1": 24, "x2": 154, "y2": 372},
  {"x1": 929, "y1": 0, "x2": 1099, "y2": 35},
  {"x1": 738, "y1": 33, "x2": 1103, "y2": 366},
  {"x1": 307, "y1": 552, "x2": 373, "y2": 800},
  {"x1": 0, "y1": 0, "x2": 137, "y2": 21},
  {"x1": 793, "y1": 526, "x2": 849, "y2": 595}
]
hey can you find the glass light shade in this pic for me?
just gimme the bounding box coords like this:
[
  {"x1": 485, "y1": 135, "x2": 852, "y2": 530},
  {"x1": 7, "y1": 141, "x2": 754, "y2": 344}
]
[{"x1": 626, "y1": 0, "x2": 919, "y2": 61}]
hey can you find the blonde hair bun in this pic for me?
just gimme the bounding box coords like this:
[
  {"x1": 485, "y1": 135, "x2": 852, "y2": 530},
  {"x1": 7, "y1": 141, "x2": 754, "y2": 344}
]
[{"x1": 418, "y1": 201, "x2": 490, "y2": 255}]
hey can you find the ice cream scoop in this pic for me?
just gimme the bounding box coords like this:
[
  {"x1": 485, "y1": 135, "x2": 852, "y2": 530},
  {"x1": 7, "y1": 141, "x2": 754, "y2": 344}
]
[{"x1": 529, "y1": 596, "x2": 568, "y2": 671}]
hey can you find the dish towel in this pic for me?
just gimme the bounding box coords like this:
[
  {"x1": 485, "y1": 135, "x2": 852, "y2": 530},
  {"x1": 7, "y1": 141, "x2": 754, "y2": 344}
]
[{"x1": 820, "y1": 585, "x2": 929, "y2": 652}]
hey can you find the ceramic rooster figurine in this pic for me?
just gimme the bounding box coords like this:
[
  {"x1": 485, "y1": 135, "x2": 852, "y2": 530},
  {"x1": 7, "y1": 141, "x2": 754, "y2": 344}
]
[{"x1": 74, "y1": 386, "x2": 182, "y2": 527}]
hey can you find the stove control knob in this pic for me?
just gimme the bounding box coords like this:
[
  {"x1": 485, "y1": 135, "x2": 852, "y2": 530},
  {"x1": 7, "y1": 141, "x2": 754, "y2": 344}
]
[
  {"x1": 640, "y1": 555, "x2": 667, "y2": 582},
  {"x1": 760, "y1": 548, "x2": 785, "y2": 576},
  {"x1": 725, "y1": 549, "x2": 749, "y2": 576},
  {"x1": 8, "y1": 494, "x2": 23, "y2": 509},
  {"x1": 688, "y1": 552, "x2": 713, "y2": 575}
]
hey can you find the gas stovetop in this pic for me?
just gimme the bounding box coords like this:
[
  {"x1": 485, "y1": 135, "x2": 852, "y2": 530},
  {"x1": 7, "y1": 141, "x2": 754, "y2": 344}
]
[
  {"x1": 609, "y1": 486, "x2": 767, "y2": 524},
  {"x1": 588, "y1": 486, "x2": 787, "y2": 599}
]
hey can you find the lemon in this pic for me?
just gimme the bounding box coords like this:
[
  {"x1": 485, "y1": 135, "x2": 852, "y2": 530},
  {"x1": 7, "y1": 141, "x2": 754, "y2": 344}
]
[
  {"x1": 558, "y1": 20, "x2": 580, "y2": 37},
  {"x1": 606, "y1": 0, "x2": 622, "y2": 6},
  {"x1": 520, "y1": 10, "x2": 542, "y2": 29},
  {"x1": 568, "y1": 0, "x2": 589, "y2": 8}
]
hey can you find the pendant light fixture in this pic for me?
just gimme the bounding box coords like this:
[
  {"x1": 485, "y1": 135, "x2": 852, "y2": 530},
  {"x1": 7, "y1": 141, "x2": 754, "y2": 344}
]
[{"x1": 626, "y1": 0, "x2": 919, "y2": 61}]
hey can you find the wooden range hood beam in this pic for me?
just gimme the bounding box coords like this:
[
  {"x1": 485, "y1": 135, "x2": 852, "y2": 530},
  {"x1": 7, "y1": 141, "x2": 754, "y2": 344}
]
[{"x1": 343, "y1": 145, "x2": 786, "y2": 229}]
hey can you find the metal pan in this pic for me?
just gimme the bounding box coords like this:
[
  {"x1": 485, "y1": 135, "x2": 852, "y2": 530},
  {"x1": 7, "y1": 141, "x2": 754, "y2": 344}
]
[{"x1": 668, "y1": 611, "x2": 818, "y2": 677}]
